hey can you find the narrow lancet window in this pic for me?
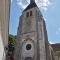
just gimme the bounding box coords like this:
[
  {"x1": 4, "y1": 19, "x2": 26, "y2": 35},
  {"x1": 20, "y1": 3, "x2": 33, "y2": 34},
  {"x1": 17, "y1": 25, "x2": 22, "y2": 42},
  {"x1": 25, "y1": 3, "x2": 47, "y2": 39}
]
[
  {"x1": 30, "y1": 11, "x2": 32, "y2": 16},
  {"x1": 26, "y1": 12, "x2": 29, "y2": 17}
]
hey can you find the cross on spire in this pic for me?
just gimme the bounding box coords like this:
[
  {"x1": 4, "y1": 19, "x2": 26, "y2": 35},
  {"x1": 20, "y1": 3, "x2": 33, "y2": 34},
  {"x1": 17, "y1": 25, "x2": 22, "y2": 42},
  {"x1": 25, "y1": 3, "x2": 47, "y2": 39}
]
[{"x1": 30, "y1": 0, "x2": 35, "y2": 4}]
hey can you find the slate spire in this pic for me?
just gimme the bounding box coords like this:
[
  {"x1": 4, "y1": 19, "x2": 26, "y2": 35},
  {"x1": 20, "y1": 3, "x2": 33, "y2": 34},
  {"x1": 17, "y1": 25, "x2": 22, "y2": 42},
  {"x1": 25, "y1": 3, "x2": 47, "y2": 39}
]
[
  {"x1": 23, "y1": 0, "x2": 37, "y2": 12},
  {"x1": 30, "y1": 0, "x2": 35, "y2": 4}
]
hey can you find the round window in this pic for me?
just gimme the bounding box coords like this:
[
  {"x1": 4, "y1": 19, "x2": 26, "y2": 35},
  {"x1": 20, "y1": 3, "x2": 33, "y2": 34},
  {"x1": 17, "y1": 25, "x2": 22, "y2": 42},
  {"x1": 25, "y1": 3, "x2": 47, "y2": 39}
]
[{"x1": 26, "y1": 44, "x2": 31, "y2": 50}]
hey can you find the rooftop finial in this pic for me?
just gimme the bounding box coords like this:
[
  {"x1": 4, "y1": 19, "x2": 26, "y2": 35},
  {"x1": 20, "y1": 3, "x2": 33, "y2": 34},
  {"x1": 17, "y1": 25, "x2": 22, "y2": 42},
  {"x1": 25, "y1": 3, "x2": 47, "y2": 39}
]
[{"x1": 30, "y1": 0, "x2": 35, "y2": 4}]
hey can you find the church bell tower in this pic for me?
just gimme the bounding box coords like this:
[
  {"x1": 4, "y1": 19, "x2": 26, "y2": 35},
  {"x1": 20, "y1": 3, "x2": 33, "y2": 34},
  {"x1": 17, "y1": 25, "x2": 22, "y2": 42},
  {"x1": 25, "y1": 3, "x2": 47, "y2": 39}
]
[{"x1": 14, "y1": 0, "x2": 49, "y2": 60}]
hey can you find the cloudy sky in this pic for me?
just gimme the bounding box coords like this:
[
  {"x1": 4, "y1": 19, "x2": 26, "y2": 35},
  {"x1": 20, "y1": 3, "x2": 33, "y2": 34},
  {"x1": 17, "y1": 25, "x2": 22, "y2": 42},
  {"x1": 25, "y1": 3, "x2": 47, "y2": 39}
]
[{"x1": 9, "y1": 0, "x2": 60, "y2": 44}]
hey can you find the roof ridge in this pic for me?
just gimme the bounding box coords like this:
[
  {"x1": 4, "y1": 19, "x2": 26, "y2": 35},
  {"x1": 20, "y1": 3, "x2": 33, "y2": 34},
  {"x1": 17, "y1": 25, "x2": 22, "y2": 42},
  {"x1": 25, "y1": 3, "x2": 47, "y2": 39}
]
[{"x1": 23, "y1": 2, "x2": 37, "y2": 12}]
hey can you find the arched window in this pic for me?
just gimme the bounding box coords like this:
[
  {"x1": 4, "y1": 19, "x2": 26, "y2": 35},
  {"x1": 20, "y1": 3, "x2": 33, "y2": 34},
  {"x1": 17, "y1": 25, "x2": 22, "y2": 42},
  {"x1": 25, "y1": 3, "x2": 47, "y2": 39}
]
[
  {"x1": 30, "y1": 11, "x2": 32, "y2": 16},
  {"x1": 26, "y1": 12, "x2": 29, "y2": 17},
  {"x1": 25, "y1": 57, "x2": 33, "y2": 60}
]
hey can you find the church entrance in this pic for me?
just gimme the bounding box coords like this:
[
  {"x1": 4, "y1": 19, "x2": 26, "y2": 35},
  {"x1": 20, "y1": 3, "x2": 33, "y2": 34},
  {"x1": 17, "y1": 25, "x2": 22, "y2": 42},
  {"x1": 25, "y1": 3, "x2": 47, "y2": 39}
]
[{"x1": 25, "y1": 57, "x2": 33, "y2": 60}]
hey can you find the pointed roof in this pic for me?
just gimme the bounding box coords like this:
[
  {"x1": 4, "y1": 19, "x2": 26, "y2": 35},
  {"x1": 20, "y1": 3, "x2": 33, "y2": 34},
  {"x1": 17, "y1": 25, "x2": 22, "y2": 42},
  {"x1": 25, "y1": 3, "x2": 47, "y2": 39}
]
[{"x1": 23, "y1": 1, "x2": 37, "y2": 12}]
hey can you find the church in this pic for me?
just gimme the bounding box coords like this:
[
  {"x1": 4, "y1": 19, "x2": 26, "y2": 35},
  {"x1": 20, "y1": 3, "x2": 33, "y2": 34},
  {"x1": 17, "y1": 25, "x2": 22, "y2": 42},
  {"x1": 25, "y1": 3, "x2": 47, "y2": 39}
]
[{"x1": 14, "y1": 0, "x2": 55, "y2": 60}]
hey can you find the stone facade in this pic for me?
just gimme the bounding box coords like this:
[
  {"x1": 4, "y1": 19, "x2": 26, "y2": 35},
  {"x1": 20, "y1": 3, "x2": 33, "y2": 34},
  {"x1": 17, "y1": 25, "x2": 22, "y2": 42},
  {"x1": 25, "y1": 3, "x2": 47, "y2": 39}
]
[
  {"x1": 51, "y1": 43, "x2": 60, "y2": 60},
  {"x1": 14, "y1": 0, "x2": 55, "y2": 60}
]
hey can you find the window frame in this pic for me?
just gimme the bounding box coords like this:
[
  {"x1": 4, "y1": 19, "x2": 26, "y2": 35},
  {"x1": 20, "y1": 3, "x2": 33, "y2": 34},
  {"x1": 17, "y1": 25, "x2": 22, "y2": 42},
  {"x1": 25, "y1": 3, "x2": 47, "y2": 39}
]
[
  {"x1": 26, "y1": 12, "x2": 29, "y2": 17},
  {"x1": 30, "y1": 11, "x2": 32, "y2": 16}
]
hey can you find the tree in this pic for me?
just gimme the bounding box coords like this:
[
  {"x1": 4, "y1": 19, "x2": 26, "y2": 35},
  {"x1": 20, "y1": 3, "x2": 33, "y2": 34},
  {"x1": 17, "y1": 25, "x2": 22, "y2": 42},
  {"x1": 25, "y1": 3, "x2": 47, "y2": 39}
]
[
  {"x1": 8, "y1": 34, "x2": 16, "y2": 60},
  {"x1": 56, "y1": 51, "x2": 60, "y2": 60}
]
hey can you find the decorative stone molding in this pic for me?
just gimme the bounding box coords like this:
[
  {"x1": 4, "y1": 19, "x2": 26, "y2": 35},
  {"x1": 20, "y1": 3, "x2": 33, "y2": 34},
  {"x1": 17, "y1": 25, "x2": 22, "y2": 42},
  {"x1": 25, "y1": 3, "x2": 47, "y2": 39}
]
[{"x1": 21, "y1": 35, "x2": 35, "y2": 49}]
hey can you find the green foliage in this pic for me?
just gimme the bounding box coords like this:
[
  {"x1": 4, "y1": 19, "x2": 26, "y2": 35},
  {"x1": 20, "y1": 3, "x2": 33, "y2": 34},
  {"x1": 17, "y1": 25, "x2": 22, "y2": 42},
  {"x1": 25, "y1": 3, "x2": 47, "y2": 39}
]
[
  {"x1": 7, "y1": 34, "x2": 16, "y2": 60},
  {"x1": 8, "y1": 34, "x2": 16, "y2": 53},
  {"x1": 56, "y1": 51, "x2": 60, "y2": 57},
  {"x1": 56, "y1": 51, "x2": 60, "y2": 60}
]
